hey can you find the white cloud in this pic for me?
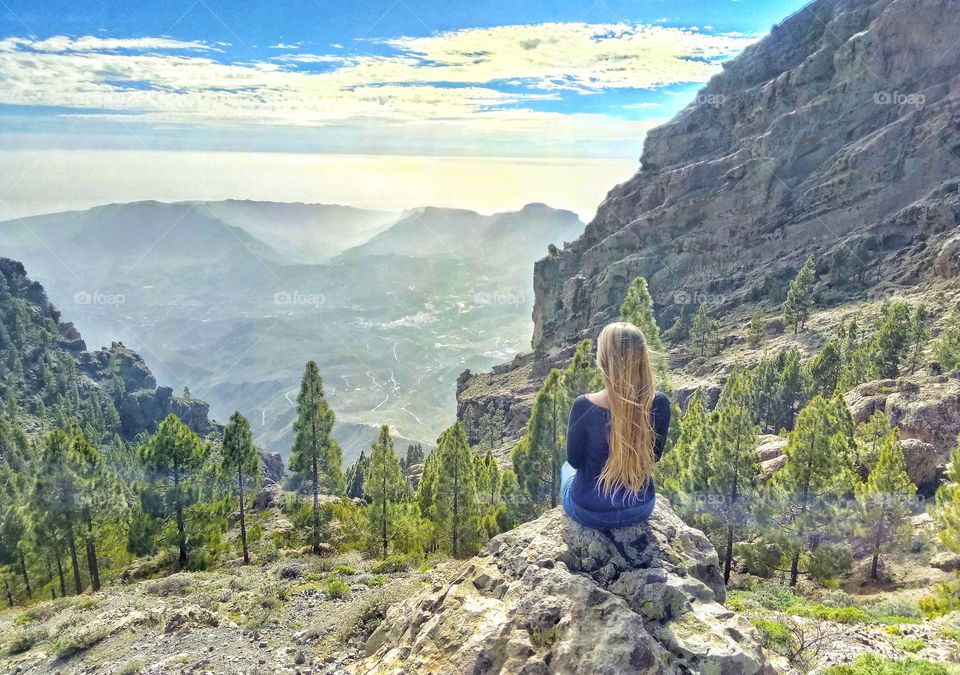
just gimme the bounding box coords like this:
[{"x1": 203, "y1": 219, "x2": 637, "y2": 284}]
[
  {"x1": 0, "y1": 35, "x2": 215, "y2": 52},
  {"x1": 0, "y1": 22, "x2": 757, "y2": 134}
]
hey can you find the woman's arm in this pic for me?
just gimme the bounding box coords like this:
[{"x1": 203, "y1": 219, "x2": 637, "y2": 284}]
[
  {"x1": 566, "y1": 396, "x2": 589, "y2": 469},
  {"x1": 652, "y1": 393, "x2": 672, "y2": 461}
]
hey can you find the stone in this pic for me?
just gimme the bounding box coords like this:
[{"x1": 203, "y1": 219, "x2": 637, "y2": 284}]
[
  {"x1": 899, "y1": 438, "x2": 940, "y2": 490},
  {"x1": 930, "y1": 551, "x2": 960, "y2": 572},
  {"x1": 757, "y1": 435, "x2": 788, "y2": 462},
  {"x1": 353, "y1": 499, "x2": 766, "y2": 674}
]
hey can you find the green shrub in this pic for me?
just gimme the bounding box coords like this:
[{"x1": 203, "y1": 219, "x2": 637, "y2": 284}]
[
  {"x1": 822, "y1": 654, "x2": 948, "y2": 675},
  {"x1": 355, "y1": 601, "x2": 386, "y2": 639},
  {"x1": 751, "y1": 618, "x2": 795, "y2": 654},
  {"x1": 366, "y1": 575, "x2": 387, "y2": 588},
  {"x1": 323, "y1": 573, "x2": 350, "y2": 600},
  {"x1": 896, "y1": 638, "x2": 926, "y2": 654},
  {"x1": 5, "y1": 626, "x2": 48, "y2": 655},
  {"x1": 749, "y1": 581, "x2": 800, "y2": 611},
  {"x1": 867, "y1": 597, "x2": 922, "y2": 620},
  {"x1": 332, "y1": 564, "x2": 356, "y2": 576},
  {"x1": 52, "y1": 624, "x2": 110, "y2": 659},
  {"x1": 371, "y1": 554, "x2": 409, "y2": 574}
]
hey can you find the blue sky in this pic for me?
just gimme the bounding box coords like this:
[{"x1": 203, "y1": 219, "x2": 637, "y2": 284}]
[{"x1": 0, "y1": 0, "x2": 811, "y2": 155}]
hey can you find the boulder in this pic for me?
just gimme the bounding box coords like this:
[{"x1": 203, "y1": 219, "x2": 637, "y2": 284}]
[
  {"x1": 354, "y1": 500, "x2": 766, "y2": 674},
  {"x1": 930, "y1": 551, "x2": 960, "y2": 572},
  {"x1": 253, "y1": 483, "x2": 282, "y2": 511},
  {"x1": 899, "y1": 438, "x2": 941, "y2": 490},
  {"x1": 844, "y1": 376, "x2": 960, "y2": 457},
  {"x1": 759, "y1": 454, "x2": 789, "y2": 483},
  {"x1": 757, "y1": 435, "x2": 788, "y2": 462}
]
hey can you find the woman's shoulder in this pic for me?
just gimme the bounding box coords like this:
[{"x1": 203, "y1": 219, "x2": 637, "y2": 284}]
[{"x1": 652, "y1": 391, "x2": 670, "y2": 410}]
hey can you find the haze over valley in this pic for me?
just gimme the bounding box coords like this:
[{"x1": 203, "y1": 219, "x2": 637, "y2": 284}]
[{"x1": 0, "y1": 199, "x2": 585, "y2": 461}]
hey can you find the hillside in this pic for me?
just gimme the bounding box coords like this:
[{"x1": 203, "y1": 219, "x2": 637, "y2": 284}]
[{"x1": 0, "y1": 257, "x2": 216, "y2": 443}]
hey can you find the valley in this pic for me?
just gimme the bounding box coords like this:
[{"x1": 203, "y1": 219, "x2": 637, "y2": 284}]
[{"x1": 0, "y1": 201, "x2": 584, "y2": 462}]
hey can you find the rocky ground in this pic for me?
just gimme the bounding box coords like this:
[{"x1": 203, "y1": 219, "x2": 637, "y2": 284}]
[{"x1": 0, "y1": 550, "x2": 461, "y2": 675}]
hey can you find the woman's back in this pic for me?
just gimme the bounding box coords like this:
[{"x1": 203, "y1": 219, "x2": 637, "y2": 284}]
[{"x1": 564, "y1": 391, "x2": 671, "y2": 514}]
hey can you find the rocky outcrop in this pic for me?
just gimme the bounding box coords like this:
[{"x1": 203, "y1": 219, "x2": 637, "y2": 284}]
[
  {"x1": 844, "y1": 374, "x2": 960, "y2": 458},
  {"x1": 531, "y1": 0, "x2": 960, "y2": 350},
  {"x1": 355, "y1": 500, "x2": 767, "y2": 674}
]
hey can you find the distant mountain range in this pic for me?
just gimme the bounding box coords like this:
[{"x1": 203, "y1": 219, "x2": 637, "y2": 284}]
[{"x1": 0, "y1": 199, "x2": 585, "y2": 463}]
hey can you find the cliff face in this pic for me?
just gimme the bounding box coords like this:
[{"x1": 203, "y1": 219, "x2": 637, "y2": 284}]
[{"x1": 533, "y1": 0, "x2": 960, "y2": 349}]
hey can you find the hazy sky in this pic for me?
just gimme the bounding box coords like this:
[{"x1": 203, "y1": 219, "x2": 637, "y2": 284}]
[{"x1": 0, "y1": 0, "x2": 811, "y2": 218}]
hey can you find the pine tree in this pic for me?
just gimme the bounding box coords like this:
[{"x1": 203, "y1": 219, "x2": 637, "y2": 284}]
[
  {"x1": 933, "y1": 311, "x2": 960, "y2": 371},
  {"x1": 934, "y1": 435, "x2": 960, "y2": 557},
  {"x1": 691, "y1": 304, "x2": 712, "y2": 357},
  {"x1": 289, "y1": 361, "x2": 336, "y2": 554},
  {"x1": 767, "y1": 396, "x2": 855, "y2": 586},
  {"x1": 665, "y1": 304, "x2": 692, "y2": 343},
  {"x1": 141, "y1": 414, "x2": 210, "y2": 568},
  {"x1": 783, "y1": 257, "x2": 816, "y2": 333},
  {"x1": 874, "y1": 302, "x2": 912, "y2": 378},
  {"x1": 512, "y1": 369, "x2": 566, "y2": 508},
  {"x1": 906, "y1": 305, "x2": 930, "y2": 374},
  {"x1": 475, "y1": 449, "x2": 503, "y2": 508},
  {"x1": 561, "y1": 340, "x2": 599, "y2": 402},
  {"x1": 708, "y1": 372, "x2": 760, "y2": 583},
  {"x1": 853, "y1": 410, "x2": 894, "y2": 476},
  {"x1": 404, "y1": 443, "x2": 425, "y2": 469},
  {"x1": 675, "y1": 397, "x2": 714, "y2": 497},
  {"x1": 620, "y1": 276, "x2": 665, "y2": 351},
  {"x1": 807, "y1": 341, "x2": 842, "y2": 397},
  {"x1": 222, "y1": 412, "x2": 259, "y2": 564},
  {"x1": 345, "y1": 450, "x2": 369, "y2": 499},
  {"x1": 422, "y1": 424, "x2": 478, "y2": 556},
  {"x1": 364, "y1": 425, "x2": 406, "y2": 557},
  {"x1": 855, "y1": 426, "x2": 915, "y2": 579},
  {"x1": 476, "y1": 404, "x2": 507, "y2": 453},
  {"x1": 748, "y1": 310, "x2": 765, "y2": 348}
]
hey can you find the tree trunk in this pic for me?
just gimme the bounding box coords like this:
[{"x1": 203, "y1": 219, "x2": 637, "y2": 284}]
[
  {"x1": 66, "y1": 524, "x2": 82, "y2": 594},
  {"x1": 238, "y1": 465, "x2": 249, "y2": 564},
  {"x1": 3, "y1": 577, "x2": 12, "y2": 608},
  {"x1": 174, "y1": 468, "x2": 187, "y2": 568},
  {"x1": 723, "y1": 524, "x2": 735, "y2": 585},
  {"x1": 54, "y1": 544, "x2": 66, "y2": 596},
  {"x1": 85, "y1": 514, "x2": 101, "y2": 591},
  {"x1": 312, "y1": 453, "x2": 321, "y2": 555},
  {"x1": 381, "y1": 470, "x2": 388, "y2": 558},
  {"x1": 18, "y1": 547, "x2": 31, "y2": 599},
  {"x1": 789, "y1": 550, "x2": 800, "y2": 587}
]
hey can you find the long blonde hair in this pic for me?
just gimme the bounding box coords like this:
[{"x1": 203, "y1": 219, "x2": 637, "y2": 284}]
[{"x1": 596, "y1": 321, "x2": 657, "y2": 497}]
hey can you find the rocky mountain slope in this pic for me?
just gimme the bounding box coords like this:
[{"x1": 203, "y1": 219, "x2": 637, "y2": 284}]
[{"x1": 531, "y1": 0, "x2": 960, "y2": 351}]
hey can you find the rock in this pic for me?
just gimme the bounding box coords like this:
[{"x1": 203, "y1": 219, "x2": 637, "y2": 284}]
[
  {"x1": 261, "y1": 452, "x2": 285, "y2": 485},
  {"x1": 900, "y1": 438, "x2": 940, "y2": 490},
  {"x1": 254, "y1": 483, "x2": 283, "y2": 511},
  {"x1": 278, "y1": 563, "x2": 304, "y2": 580},
  {"x1": 163, "y1": 605, "x2": 220, "y2": 634},
  {"x1": 844, "y1": 377, "x2": 960, "y2": 457},
  {"x1": 527, "y1": 0, "x2": 960, "y2": 351},
  {"x1": 930, "y1": 551, "x2": 960, "y2": 572},
  {"x1": 757, "y1": 435, "x2": 788, "y2": 462},
  {"x1": 354, "y1": 500, "x2": 766, "y2": 674},
  {"x1": 759, "y1": 454, "x2": 789, "y2": 483}
]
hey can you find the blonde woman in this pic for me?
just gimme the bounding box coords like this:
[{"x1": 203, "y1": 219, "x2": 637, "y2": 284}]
[{"x1": 561, "y1": 321, "x2": 671, "y2": 529}]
